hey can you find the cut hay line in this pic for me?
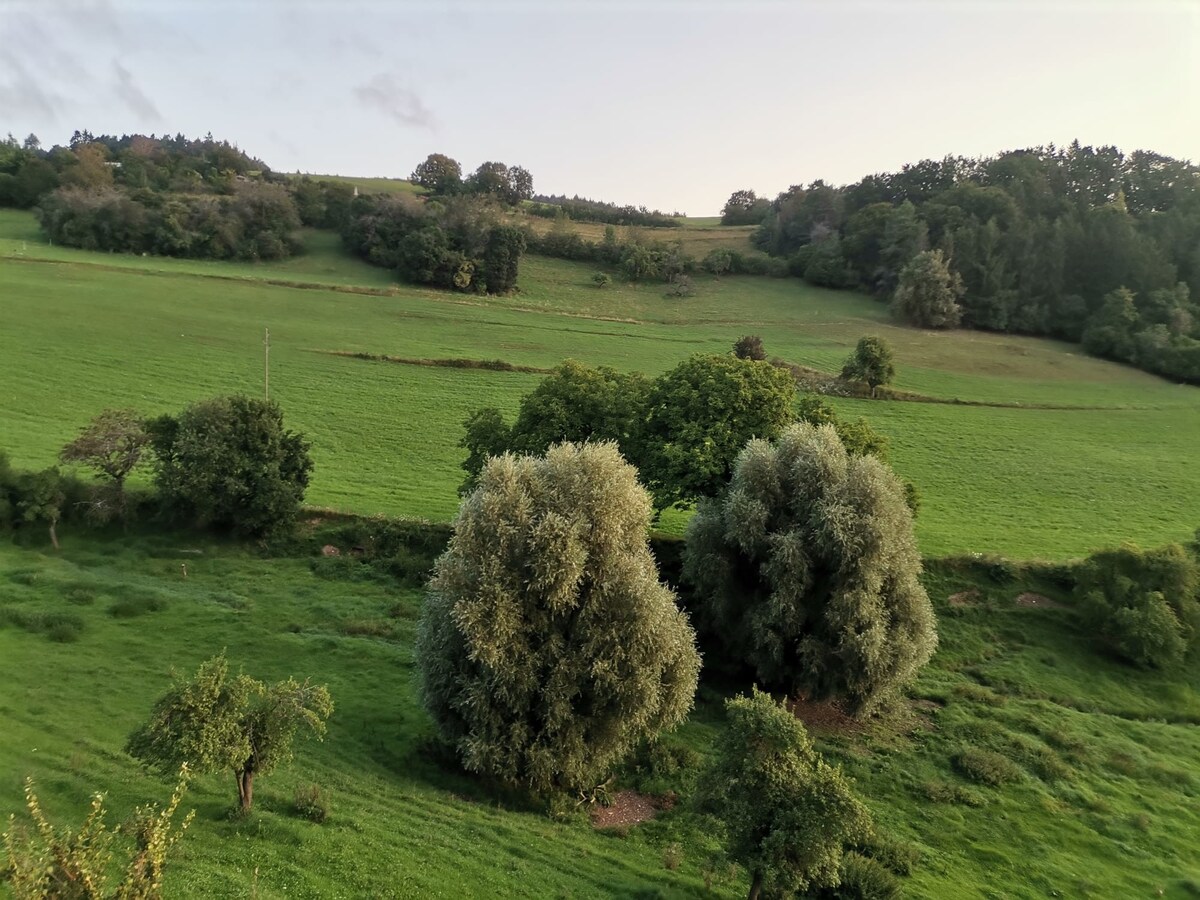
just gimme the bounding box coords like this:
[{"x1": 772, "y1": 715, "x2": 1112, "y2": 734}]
[{"x1": 314, "y1": 350, "x2": 553, "y2": 374}]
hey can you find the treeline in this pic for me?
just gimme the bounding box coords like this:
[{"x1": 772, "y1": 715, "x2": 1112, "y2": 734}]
[
  {"x1": 409, "y1": 152, "x2": 534, "y2": 205},
  {"x1": 36, "y1": 182, "x2": 301, "y2": 260},
  {"x1": 342, "y1": 193, "x2": 525, "y2": 294},
  {"x1": 0, "y1": 130, "x2": 270, "y2": 207},
  {"x1": 528, "y1": 194, "x2": 681, "y2": 228},
  {"x1": 729, "y1": 141, "x2": 1200, "y2": 382}
]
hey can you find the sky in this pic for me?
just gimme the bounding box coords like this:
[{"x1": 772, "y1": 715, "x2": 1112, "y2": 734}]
[{"x1": 1, "y1": 0, "x2": 1197, "y2": 215}]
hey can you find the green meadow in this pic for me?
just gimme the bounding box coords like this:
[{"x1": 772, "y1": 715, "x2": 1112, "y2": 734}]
[
  {"x1": 3, "y1": 209, "x2": 1197, "y2": 559},
  {"x1": 1, "y1": 534, "x2": 1197, "y2": 898}
]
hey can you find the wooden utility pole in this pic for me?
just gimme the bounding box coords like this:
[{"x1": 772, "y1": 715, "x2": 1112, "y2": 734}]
[{"x1": 264, "y1": 327, "x2": 270, "y2": 401}]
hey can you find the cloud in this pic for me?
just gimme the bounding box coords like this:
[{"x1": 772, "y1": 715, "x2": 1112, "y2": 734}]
[
  {"x1": 353, "y1": 73, "x2": 435, "y2": 129},
  {"x1": 0, "y1": 54, "x2": 68, "y2": 120},
  {"x1": 112, "y1": 59, "x2": 161, "y2": 122}
]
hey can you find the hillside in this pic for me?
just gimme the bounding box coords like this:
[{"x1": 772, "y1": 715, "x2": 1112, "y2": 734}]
[
  {"x1": 1, "y1": 531, "x2": 1197, "y2": 897},
  {"x1": 2, "y1": 209, "x2": 1198, "y2": 559}
]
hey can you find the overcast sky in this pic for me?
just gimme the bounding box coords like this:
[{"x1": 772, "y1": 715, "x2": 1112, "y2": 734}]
[{"x1": 2, "y1": 0, "x2": 1197, "y2": 215}]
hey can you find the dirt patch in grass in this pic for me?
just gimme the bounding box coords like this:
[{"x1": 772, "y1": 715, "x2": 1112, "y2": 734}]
[
  {"x1": 948, "y1": 589, "x2": 982, "y2": 608},
  {"x1": 1015, "y1": 592, "x2": 1066, "y2": 609},
  {"x1": 590, "y1": 791, "x2": 659, "y2": 829},
  {"x1": 787, "y1": 696, "x2": 862, "y2": 733}
]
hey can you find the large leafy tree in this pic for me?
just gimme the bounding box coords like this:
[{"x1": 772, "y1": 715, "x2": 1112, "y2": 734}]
[
  {"x1": 417, "y1": 442, "x2": 700, "y2": 793},
  {"x1": 639, "y1": 354, "x2": 796, "y2": 511},
  {"x1": 147, "y1": 396, "x2": 312, "y2": 538},
  {"x1": 684, "y1": 423, "x2": 937, "y2": 714},
  {"x1": 127, "y1": 655, "x2": 332, "y2": 813},
  {"x1": 410, "y1": 153, "x2": 462, "y2": 194},
  {"x1": 458, "y1": 361, "x2": 651, "y2": 491},
  {"x1": 840, "y1": 336, "x2": 896, "y2": 397},
  {"x1": 704, "y1": 689, "x2": 873, "y2": 900},
  {"x1": 891, "y1": 249, "x2": 964, "y2": 329}
]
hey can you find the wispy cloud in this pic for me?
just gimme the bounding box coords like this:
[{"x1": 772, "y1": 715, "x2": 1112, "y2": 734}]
[
  {"x1": 112, "y1": 60, "x2": 161, "y2": 122},
  {"x1": 353, "y1": 73, "x2": 434, "y2": 129},
  {"x1": 0, "y1": 54, "x2": 68, "y2": 120}
]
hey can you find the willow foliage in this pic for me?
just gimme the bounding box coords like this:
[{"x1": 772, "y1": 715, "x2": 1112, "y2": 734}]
[
  {"x1": 417, "y1": 442, "x2": 700, "y2": 792},
  {"x1": 685, "y1": 424, "x2": 936, "y2": 714}
]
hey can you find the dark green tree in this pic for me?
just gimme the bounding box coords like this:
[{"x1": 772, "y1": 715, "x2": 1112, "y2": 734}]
[
  {"x1": 841, "y1": 336, "x2": 896, "y2": 396},
  {"x1": 704, "y1": 688, "x2": 873, "y2": 900},
  {"x1": 410, "y1": 153, "x2": 462, "y2": 194},
  {"x1": 639, "y1": 354, "x2": 796, "y2": 511},
  {"x1": 147, "y1": 396, "x2": 312, "y2": 538}
]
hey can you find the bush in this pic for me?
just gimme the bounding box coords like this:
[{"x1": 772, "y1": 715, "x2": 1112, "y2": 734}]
[
  {"x1": 293, "y1": 783, "x2": 330, "y2": 823},
  {"x1": 953, "y1": 747, "x2": 1022, "y2": 786},
  {"x1": 109, "y1": 592, "x2": 168, "y2": 618},
  {"x1": 148, "y1": 396, "x2": 312, "y2": 538},
  {"x1": 685, "y1": 424, "x2": 937, "y2": 714},
  {"x1": 812, "y1": 852, "x2": 901, "y2": 900},
  {"x1": 592, "y1": 271, "x2": 612, "y2": 288},
  {"x1": 1075, "y1": 542, "x2": 1199, "y2": 668},
  {"x1": 416, "y1": 442, "x2": 700, "y2": 793}
]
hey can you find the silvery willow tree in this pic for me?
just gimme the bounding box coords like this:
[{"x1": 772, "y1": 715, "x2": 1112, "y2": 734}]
[
  {"x1": 684, "y1": 423, "x2": 937, "y2": 714},
  {"x1": 417, "y1": 442, "x2": 700, "y2": 793}
]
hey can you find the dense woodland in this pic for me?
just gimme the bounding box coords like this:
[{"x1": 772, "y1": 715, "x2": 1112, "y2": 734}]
[{"x1": 727, "y1": 143, "x2": 1200, "y2": 382}]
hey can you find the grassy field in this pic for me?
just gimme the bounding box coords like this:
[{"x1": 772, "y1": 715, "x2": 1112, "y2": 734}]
[
  {"x1": 1, "y1": 533, "x2": 1197, "y2": 898},
  {"x1": 2, "y1": 208, "x2": 1198, "y2": 558},
  {"x1": 520, "y1": 215, "x2": 762, "y2": 257},
  {"x1": 289, "y1": 173, "x2": 426, "y2": 197}
]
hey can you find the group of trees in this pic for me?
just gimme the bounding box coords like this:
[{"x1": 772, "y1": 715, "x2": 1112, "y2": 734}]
[
  {"x1": 421, "y1": 409, "x2": 933, "y2": 894},
  {"x1": 460, "y1": 355, "x2": 799, "y2": 511},
  {"x1": 36, "y1": 181, "x2": 303, "y2": 260},
  {"x1": 729, "y1": 142, "x2": 1200, "y2": 381},
  {"x1": 1, "y1": 397, "x2": 312, "y2": 546},
  {"x1": 342, "y1": 192, "x2": 526, "y2": 294},
  {"x1": 1, "y1": 130, "x2": 269, "y2": 211},
  {"x1": 410, "y1": 152, "x2": 534, "y2": 205}
]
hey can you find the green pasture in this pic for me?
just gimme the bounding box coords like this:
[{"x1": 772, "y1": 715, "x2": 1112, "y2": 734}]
[
  {"x1": 1, "y1": 535, "x2": 1197, "y2": 897},
  {"x1": 2, "y1": 209, "x2": 1198, "y2": 558},
  {"x1": 288, "y1": 173, "x2": 426, "y2": 197}
]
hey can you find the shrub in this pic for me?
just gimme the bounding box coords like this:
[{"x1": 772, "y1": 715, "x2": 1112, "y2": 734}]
[
  {"x1": 1075, "y1": 542, "x2": 1199, "y2": 667},
  {"x1": 416, "y1": 442, "x2": 700, "y2": 793},
  {"x1": 685, "y1": 424, "x2": 937, "y2": 714},
  {"x1": 592, "y1": 271, "x2": 612, "y2": 288},
  {"x1": 293, "y1": 783, "x2": 330, "y2": 823},
  {"x1": 810, "y1": 852, "x2": 901, "y2": 900},
  {"x1": 953, "y1": 747, "x2": 1022, "y2": 786},
  {"x1": 3, "y1": 767, "x2": 193, "y2": 899},
  {"x1": 733, "y1": 334, "x2": 766, "y2": 361},
  {"x1": 109, "y1": 592, "x2": 167, "y2": 618}
]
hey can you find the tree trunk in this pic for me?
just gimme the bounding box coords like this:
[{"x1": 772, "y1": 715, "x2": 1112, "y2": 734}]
[
  {"x1": 237, "y1": 767, "x2": 255, "y2": 812},
  {"x1": 48, "y1": 519, "x2": 59, "y2": 550},
  {"x1": 747, "y1": 870, "x2": 763, "y2": 900}
]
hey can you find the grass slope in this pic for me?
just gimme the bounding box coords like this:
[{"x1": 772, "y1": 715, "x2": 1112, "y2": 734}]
[
  {"x1": 1, "y1": 535, "x2": 1197, "y2": 898},
  {"x1": 2, "y1": 209, "x2": 1198, "y2": 558}
]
